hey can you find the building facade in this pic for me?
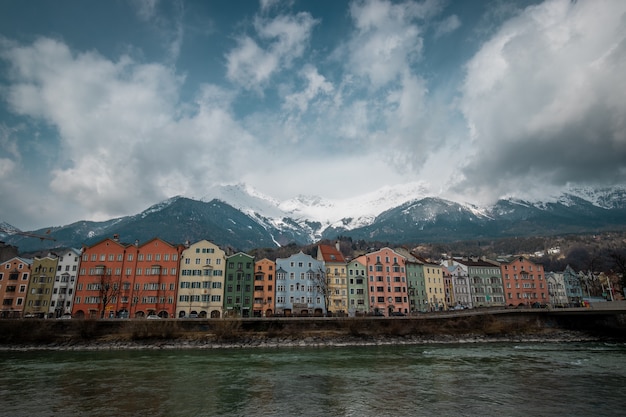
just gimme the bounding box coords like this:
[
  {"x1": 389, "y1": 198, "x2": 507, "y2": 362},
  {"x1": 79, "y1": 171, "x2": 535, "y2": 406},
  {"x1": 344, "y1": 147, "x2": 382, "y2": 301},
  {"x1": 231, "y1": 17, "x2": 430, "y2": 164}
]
[
  {"x1": 546, "y1": 271, "x2": 568, "y2": 307},
  {"x1": 24, "y1": 255, "x2": 58, "y2": 318},
  {"x1": 420, "y1": 257, "x2": 447, "y2": 311},
  {"x1": 131, "y1": 238, "x2": 183, "y2": 318},
  {"x1": 74, "y1": 237, "x2": 129, "y2": 319},
  {"x1": 365, "y1": 248, "x2": 409, "y2": 316},
  {"x1": 177, "y1": 240, "x2": 226, "y2": 318},
  {"x1": 49, "y1": 248, "x2": 81, "y2": 318},
  {"x1": 450, "y1": 258, "x2": 505, "y2": 307},
  {"x1": 275, "y1": 252, "x2": 326, "y2": 316},
  {"x1": 317, "y1": 244, "x2": 348, "y2": 316},
  {"x1": 224, "y1": 252, "x2": 255, "y2": 317},
  {"x1": 74, "y1": 236, "x2": 182, "y2": 319},
  {"x1": 563, "y1": 265, "x2": 583, "y2": 306},
  {"x1": 446, "y1": 264, "x2": 471, "y2": 308},
  {"x1": 500, "y1": 256, "x2": 548, "y2": 306},
  {"x1": 0, "y1": 257, "x2": 31, "y2": 318},
  {"x1": 346, "y1": 256, "x2": 368, "y2": 316},
  {"x1": 253, "y1": 258, "x2": 275, "y2": 317}
]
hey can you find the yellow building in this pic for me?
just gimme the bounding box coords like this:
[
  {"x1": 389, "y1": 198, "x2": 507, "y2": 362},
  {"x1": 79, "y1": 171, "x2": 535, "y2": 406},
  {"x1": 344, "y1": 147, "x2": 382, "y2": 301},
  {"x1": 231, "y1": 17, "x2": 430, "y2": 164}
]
[
  {"x1": 176, "y1": 240, "x2": 226, "y2": 318},
  {"x1": 415, "y1": 255, "x2": 447, "y2": 311},
  {"x1": 317, "y1": 243, "x2": 348, "y2": 316},
  {"x1": 24, "y1": 255, "x2": 58, "y2": 318}
]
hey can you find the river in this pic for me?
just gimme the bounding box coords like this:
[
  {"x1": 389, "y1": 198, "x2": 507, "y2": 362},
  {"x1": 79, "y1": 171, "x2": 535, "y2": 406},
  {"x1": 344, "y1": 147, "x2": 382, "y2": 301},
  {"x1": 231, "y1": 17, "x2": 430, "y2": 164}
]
[{"x1": 1, "y1": 341, "x2": 624, "y2": 416}]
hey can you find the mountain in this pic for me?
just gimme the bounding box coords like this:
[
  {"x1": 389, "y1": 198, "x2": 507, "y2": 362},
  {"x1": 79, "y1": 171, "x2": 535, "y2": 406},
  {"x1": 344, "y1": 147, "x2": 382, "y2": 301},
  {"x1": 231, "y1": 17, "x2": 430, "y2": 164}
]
[{"x1": 2, "y1": 185, "x2": 625, "y2": 254}]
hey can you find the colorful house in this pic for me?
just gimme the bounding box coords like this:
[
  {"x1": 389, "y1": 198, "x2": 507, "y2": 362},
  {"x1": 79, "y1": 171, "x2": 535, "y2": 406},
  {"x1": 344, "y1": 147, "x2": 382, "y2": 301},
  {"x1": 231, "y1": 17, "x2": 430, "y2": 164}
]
[
  {"x1": 449, "y1": 257, "x2": 505, "y2": 307},
  {"x1": 177, "y1": 240, "x2": 226, "y2": 318},
  {"x1": 24, "y1": 254, "x2": 57, "y2": 318},
  {"x1": 563, "y1": 265, "x2": 584, "y2": 306},
  {"x1": 499, "y1": 256, "x2": 548, "y2": 306},
  {"x1": 394, "y1": 248, "x2": 427, "y2": 313},
  {"x1": 0, "y1": 256, "x2": 31, "y2": 318},
  {"x1": 346, "y1": 256, "x2": 368, "y2": 316},
  {"x1": 224, "y1": 252, "x2": 255, "y2": 317},
  {"x1": 131, "y1": 238, "x2": 184, "y2": 318},
  {"x1": 49, "y1": 248, "x2": 81, "y2": 318},
  {"x1": 365, "y1": 248, "x2": 409, "y2": 316},
  {"x1": 317, "y1": 243, "x2": 348, "y2": 316},
  {"x1": 74, "y1": 236, "x2": 182, "y2": 319},
  {"x1": 275, "y1": 252, "x2": 326, "y2": 316},
  {"x1": 445, "y1": 263, "x2": 471, "y2": 308},
  {"x1": 414, "y1": 255, "x2": 447, "y2": 311},
  {"x1": 253, "y1": 258, "x2": 275, "y2": 317},
  {"x1": 546, "y1": 271, "x2": 568, "y2": 307}
]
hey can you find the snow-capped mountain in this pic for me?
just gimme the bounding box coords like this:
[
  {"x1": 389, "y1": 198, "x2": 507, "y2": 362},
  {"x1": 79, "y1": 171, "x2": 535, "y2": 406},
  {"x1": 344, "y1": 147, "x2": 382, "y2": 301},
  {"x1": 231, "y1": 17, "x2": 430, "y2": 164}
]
[
  {"x1": 201, "y1": 182, "x2": 431, "y2": 241},
  {"x1": 2, "y1": 184, "x2": 625, "y2": 253}
]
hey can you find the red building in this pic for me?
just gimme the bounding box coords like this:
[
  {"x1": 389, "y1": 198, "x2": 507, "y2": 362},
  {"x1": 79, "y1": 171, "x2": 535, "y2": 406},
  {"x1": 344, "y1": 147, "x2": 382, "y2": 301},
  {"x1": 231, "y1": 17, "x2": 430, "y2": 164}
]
[
  {"x1": 500, "y1": 256, "x2": 549, "y2": 306},
  {"x1": 73, "y1": 236, "x2": 183, "y2": 318},
  {"x1": 0, "y1": 257, "x2": 31, "y2": 318}
]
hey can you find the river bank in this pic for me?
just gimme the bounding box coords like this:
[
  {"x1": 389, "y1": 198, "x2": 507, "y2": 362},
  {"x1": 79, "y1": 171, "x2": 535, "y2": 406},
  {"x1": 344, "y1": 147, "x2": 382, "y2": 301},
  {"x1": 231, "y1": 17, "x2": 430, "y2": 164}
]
[
  {"x1": 0, "y1": 310, "x2": 615, "y2": 351},
  {"x1": 0, "y1": 330, "x2": 601, "y2": 351}
]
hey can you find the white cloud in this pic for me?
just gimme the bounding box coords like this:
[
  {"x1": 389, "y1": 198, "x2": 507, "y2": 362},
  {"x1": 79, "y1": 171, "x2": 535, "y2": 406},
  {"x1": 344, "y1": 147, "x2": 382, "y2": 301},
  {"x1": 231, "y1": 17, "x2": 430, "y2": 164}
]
[
  {"x1": 457, "y1": 0, "x2": 626, "y2": 203},
  {"x1": 434, "y1": 14, "x2": 461, "y2": 38},
  {"x1": 1, "y1": 37, "x2": 257, "y2": 223},
  {"x1": 345, "y1": 0, "x2": 428, "y2": 87},
  {"x1": 225, "y1": 11, "x2": 318, "y2": 91},
  {"x1": 282, "y1": 64, "x2": 333, "y2": 113}
]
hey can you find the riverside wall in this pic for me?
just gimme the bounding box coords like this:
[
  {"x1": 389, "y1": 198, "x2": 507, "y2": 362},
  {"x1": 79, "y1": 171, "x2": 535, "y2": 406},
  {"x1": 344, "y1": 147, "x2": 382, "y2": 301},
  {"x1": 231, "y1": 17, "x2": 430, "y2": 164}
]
[{"x1": 1, "y1": 309, "x2": 624, "y2": 348}]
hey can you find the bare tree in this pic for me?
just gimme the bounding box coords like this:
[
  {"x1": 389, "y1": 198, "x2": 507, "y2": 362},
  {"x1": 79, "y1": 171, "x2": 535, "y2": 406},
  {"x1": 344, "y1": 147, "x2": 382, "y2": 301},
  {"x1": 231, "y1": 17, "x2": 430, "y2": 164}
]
[
  {"x1": 98, "y1": 272, "x2": 121, "y2": 319},
  {"x1": 311, "y1": 266, "x2": 330, "y2": 315}
]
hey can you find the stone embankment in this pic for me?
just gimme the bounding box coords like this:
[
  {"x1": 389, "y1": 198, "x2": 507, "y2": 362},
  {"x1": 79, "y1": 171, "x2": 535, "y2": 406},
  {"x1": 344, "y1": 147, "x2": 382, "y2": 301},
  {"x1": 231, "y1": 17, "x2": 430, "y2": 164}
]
[{"x1": 1, "y1": 309, "x2": 622, "y2": 351}]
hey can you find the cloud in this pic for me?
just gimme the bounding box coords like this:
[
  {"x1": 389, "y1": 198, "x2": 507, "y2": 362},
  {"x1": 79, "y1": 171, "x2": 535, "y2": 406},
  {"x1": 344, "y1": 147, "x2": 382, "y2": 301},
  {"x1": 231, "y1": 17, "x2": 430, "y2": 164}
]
[
  {"x1": 434, "y1": 14, "x2": 461, "y2": 38},
  {"x1": 344, "y1": 0, "x2": 433, "y2": 87},
  {"x1": 282, "y1": 64, "x2": 333, "y2": 113},
  {"x1": 0, "y1": 37, "x2": 257, "y2": 224},
  {"x1": 456, "y1": 0, "x2": 626, "y2": 203},
  {"x1": 225, "y1": 11, "x2": 318, "y2": 91},
  {"x1": 132, "y1": 0, "x2": 185, "y2": 62}
]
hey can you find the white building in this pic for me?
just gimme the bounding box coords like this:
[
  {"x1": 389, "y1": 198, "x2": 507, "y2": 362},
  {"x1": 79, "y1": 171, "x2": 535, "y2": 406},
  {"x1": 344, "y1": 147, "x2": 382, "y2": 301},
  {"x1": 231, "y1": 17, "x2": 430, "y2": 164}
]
[{"x1": 49, "y1": 248, "x2": 81, "y2": 318}]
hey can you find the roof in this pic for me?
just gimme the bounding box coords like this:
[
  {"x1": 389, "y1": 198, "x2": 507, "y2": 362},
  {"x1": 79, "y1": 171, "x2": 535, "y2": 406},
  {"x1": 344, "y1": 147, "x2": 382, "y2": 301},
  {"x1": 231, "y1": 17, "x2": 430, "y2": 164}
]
[
  {"x1": 317, "y1": 244, "x2": 346, "y2": 263},
  {"x1": 453, "y1": 258, "x2": 499, "y2": 267}
]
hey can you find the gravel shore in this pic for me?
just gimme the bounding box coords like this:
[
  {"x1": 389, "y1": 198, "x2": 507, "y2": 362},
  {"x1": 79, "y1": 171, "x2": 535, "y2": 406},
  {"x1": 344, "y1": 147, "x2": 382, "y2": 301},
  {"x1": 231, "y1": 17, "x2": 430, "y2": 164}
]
[{"x1": 0, "y1": 329, "x2": 601, "y2": 351}]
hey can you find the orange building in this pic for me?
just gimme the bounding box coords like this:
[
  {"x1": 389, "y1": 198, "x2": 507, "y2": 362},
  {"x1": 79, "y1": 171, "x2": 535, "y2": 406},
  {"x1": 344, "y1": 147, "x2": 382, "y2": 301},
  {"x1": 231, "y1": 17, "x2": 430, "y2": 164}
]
[
  {"x1": 74, "y1": 236, "x2": 183, "y2": 318},
  {"x1": 0, "y1": 257, "x2": 32, "y2": 318},
  {"x1": 500, "y1": 256, "x2": 549, "y2": 306},
  {"x1": 253, "y1": 258, "x2": 275, "y2": 317},
  {"x1": 365, "y1": 248, "x2": 409, "y2": 316}
]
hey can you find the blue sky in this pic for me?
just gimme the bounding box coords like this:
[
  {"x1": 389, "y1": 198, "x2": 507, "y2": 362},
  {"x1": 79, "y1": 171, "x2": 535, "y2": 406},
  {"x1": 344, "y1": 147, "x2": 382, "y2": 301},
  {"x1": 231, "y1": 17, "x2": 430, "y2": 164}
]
[{"x1": 1, "y1": 0, "x2": 625, "y2": 230}]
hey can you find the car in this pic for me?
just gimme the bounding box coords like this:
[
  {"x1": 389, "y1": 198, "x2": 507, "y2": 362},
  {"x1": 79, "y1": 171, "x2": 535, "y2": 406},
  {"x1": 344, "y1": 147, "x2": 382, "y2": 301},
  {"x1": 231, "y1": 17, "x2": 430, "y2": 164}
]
[
  {"x1": 59, "y1": 314, "x2": 72, "y2": 320},
  {"x1": 390, "y1": 311, "x2": 406, "y2": 316},
  {"x1": 146, "y1": 314, "x2": 161, "y2": 319},
  {"x1": 453, "y1": 305, "x2": 466, "y2": 310},
  {"x1": 188, "y1": 313, "x2": 199, "y2": 319}
]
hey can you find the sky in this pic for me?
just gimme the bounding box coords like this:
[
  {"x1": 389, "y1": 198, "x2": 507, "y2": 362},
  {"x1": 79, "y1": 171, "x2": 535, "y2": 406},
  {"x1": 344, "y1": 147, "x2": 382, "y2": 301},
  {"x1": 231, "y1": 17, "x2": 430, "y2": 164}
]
[{"x1": 1, "y1": 0, "x2": 625, "y2": 230}]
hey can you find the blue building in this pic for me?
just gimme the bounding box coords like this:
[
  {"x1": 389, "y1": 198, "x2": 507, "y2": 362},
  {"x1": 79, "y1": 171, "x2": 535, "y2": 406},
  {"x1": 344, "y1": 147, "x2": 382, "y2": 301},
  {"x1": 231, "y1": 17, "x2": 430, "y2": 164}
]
[{"x1": 275, "y1": 252, "x2": 326, "y2": 316}]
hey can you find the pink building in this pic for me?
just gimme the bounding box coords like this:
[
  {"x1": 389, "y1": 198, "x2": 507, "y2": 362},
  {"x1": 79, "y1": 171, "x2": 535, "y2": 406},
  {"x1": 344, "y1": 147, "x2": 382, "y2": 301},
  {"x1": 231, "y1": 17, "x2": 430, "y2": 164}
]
[{"x1": 365, "y1": 248, "x2": 409, "y2": 316}]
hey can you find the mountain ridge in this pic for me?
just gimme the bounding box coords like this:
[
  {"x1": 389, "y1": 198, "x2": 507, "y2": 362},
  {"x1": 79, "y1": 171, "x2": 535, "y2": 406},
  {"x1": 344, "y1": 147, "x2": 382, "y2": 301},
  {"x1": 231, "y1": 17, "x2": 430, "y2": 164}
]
[{"x1": 2, "y1": 184, "x2": 626, "y2": 253}]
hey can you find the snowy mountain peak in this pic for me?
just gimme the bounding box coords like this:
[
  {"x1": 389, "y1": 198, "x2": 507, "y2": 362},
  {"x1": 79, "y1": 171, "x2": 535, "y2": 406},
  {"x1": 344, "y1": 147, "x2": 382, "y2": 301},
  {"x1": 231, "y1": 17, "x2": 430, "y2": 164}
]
[
  {"x1": 196, "y1": 182, "x2": 432, "y2": 240},
  {"x1": 499, "y1": 185, "x2": 626, "y2": 210}
]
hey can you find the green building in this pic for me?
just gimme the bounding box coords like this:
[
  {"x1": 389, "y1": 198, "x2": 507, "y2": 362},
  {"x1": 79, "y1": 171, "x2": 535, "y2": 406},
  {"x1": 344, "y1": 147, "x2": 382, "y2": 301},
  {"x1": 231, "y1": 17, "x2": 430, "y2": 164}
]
[{"x1": 223, "y1": 252, "x2": 254, "y2": 317}]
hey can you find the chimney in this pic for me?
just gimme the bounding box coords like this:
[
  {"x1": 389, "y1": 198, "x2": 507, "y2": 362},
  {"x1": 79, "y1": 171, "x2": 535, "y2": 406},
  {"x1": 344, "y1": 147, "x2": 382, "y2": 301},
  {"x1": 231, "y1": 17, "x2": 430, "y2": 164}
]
[
  {"x1": 113, "y1": 234, "x2": 119, "y2": 242},
  {"x1": 335, "y1": 241, "x2": 341, "y2": 252}
]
